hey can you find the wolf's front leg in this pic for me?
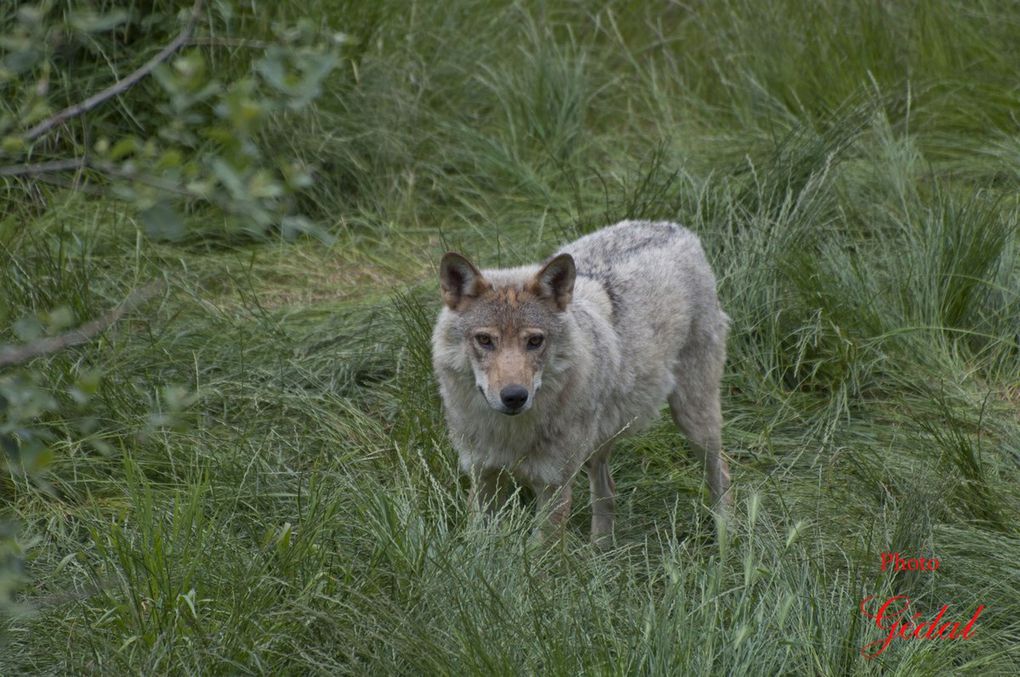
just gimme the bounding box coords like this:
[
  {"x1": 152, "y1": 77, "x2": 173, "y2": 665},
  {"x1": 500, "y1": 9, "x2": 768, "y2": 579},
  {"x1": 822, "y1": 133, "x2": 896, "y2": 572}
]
[
  {"x1": 587, "y1": 452, "x2": 616, "y2": 548},
  {"x1": 533, "y1": 482, "x2": 573, "y2": 539},
  {"x1": 468, "y1": 469, "x2": 510, "y2": 520}
]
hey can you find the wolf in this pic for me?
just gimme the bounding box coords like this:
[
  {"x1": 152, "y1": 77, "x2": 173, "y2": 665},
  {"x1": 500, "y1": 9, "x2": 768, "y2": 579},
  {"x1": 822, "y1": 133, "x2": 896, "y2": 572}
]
[{"x1": 431, "y1": 220, "x2": 730, "y2": 545}]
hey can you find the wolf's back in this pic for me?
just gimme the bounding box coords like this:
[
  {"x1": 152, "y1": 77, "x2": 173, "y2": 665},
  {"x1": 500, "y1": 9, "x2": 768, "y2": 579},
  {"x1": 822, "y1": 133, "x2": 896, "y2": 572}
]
[{"x1": 558, "y1": 220, "x2": 723, "y2": 353}]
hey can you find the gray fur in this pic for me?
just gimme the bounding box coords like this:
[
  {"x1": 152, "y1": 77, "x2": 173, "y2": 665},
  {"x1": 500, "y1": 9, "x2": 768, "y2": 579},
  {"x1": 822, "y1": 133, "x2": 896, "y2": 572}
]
[{"x1": 432, "y1": 220, "x2": 731, "y2": 544}]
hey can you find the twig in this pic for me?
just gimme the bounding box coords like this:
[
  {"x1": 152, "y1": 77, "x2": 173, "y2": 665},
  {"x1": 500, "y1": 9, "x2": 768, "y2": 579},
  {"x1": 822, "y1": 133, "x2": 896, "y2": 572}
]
[
  {"x1": 0, "y1": 158, "x2": 87, "y2": 177},
  {"x1": 0, "y1": 281, "x2": 166, "y2": 369},
  {"x1": 22, "y1": 0, "x2": 205, "y2": 142},
  {"x1": 188, "y1": 36, "x2": 272, "y2": 50},
  {"x1": 0, "y1": 156, "x2": 239, "y2": 213},
  {"x1": 27, "y1": 172, "x2": 105, "y2": 196}
]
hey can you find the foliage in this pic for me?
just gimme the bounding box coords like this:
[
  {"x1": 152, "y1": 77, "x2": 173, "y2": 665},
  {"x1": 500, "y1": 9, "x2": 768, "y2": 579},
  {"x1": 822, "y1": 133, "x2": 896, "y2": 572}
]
[{"x1": 1, "y1": 0, "x2": 344, "y2": 242}]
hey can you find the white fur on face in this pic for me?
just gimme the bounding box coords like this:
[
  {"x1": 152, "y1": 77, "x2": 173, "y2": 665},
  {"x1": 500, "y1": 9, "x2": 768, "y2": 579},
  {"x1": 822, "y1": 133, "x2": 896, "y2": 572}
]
[{"x1": 471, "y1": 359, "x2": 542, "y2": 415}]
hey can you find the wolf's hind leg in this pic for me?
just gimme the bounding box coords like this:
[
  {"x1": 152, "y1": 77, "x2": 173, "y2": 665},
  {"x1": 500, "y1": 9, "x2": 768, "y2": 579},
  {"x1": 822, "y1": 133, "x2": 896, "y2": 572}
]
[
  {"x1": 667, "y1": 340, "x2": 731, "y2": 507},
  {"x1": 586, "y1": 448, "x2": 616, "y2": 548}
]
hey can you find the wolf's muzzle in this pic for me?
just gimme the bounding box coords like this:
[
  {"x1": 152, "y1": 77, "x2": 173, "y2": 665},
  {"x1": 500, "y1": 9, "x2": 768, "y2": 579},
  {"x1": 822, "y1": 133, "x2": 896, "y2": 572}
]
[{"x1": 499, "y1": 384, "x2": 529, "y2": 412}]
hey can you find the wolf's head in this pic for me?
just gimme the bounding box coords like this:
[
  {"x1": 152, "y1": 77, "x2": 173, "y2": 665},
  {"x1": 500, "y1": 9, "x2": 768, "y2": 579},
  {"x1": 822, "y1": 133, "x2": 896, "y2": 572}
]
[{"x1": 437, "y1": 252, "x2": 575, "y2": 415}]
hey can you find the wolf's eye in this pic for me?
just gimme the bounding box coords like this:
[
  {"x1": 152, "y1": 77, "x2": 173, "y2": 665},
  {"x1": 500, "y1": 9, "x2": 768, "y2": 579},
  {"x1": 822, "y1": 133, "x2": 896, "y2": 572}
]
[
  {"x1": 527, "y1": 335, "x2": 544, "y2": 349},
  {"x1": 475, "y1": 334, "x2": 494, "y2": 349}
]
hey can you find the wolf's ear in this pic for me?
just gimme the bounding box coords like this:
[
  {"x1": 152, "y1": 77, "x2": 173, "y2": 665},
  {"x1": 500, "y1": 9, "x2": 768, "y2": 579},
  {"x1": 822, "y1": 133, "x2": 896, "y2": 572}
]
[
  {"x1": 439, "y1": 252, "x2": 490, "y2": 309},
  {"x1": 530, "y1": 253, "x2": 575, "y2": 311}
]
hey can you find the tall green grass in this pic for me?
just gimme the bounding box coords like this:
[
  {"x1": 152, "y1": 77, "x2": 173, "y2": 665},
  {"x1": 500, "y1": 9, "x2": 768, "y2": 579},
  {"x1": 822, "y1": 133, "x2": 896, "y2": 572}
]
[{"x1": 3, "y1": 0, "x2": 1020, "y2": 673}]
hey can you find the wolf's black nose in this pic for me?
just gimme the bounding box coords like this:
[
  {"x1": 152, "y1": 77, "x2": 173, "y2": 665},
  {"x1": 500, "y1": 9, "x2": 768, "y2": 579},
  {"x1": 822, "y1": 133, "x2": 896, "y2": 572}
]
[{"x1": 500, "y1": 385, "x2": 529, "y2": 410}]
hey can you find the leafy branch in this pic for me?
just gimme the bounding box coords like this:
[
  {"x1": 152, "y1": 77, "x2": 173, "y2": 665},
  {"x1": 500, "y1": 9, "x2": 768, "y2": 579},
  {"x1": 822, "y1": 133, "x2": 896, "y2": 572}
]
[
  {"x1": 1, "y1": 0, "x2": 343, "y2": 242},
  {"x1": 21, "y1": 0, "x2": 205, "y2": 143}
]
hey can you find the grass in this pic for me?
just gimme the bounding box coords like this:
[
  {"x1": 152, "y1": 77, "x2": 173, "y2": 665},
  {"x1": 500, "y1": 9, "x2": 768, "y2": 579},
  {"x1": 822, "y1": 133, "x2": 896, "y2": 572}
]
[{"x1": 3, "y1": 0, "x2": 1020, "y2": 673}]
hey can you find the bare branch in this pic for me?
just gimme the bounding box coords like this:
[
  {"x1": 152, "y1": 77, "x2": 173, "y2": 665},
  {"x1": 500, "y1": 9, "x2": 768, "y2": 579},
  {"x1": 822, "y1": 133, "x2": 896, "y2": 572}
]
[
  {"x1": 0, "y1": 157, "x2": 238, "y2": 212},
  {"x1": 22, "y1": 0, "x2": 205, "y2": 142},
  {"x1": 0, "y1": 158, "x2": 87, "y2": 177},
  {"x1": 187, "y1": 36, "x2": 272, "y2": 50},
  {"x1": 0, "y1": 281, "x2": 166, "y2": 369},
  {"x1": 17, "y1": 172, "x2": 104, "y2": 196}
]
